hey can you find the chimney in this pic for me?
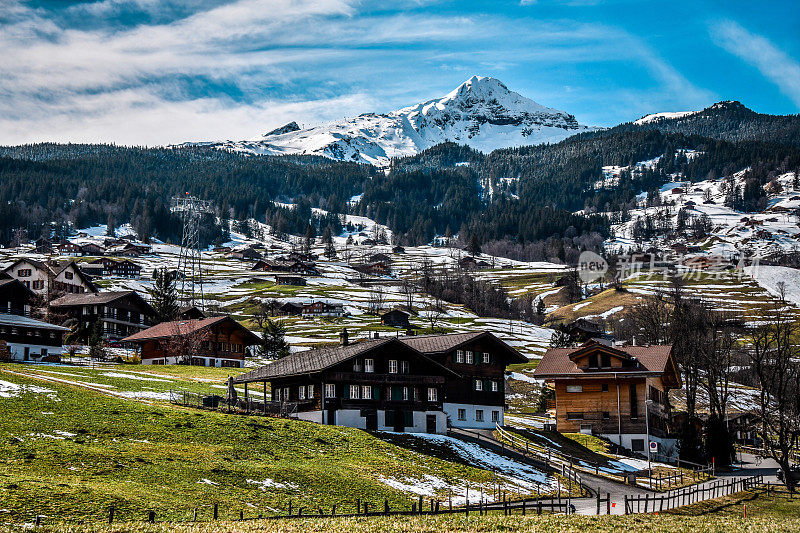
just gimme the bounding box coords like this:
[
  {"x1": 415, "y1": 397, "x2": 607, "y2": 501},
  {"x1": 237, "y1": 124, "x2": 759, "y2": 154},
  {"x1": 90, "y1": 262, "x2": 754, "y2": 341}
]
[{"x1": 339, "y1": 328, "x2": 349, "y2": 346}]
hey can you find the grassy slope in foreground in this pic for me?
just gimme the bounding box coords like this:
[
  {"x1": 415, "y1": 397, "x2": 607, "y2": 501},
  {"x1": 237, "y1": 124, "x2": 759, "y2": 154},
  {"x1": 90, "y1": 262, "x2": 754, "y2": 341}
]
[
  {"x1": 11, "y1": 514, "x2": 800, "y2": 533},
  {"x1": 0, "y1": 371, "x2": 502, "y2": 524},
  {"x1": 18, "y1": 487, "x2": 800, "y2": 532}
]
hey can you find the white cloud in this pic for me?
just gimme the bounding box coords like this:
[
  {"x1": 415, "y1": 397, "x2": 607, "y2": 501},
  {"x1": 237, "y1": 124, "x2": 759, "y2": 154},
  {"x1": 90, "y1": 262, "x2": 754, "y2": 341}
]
[
  {"x1": 0, "y1": 1, "x2": 713, "y2": 144},
  {"x1": 710, "y1": 20, "x2": 800, "y2": 108}
]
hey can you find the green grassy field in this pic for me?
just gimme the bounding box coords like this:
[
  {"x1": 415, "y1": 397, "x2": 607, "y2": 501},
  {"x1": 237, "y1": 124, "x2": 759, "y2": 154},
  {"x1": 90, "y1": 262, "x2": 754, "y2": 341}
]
[
  {"x1": 10, "y1": 513, "x2": 800, "y2": 533},
  {"x1": 0, "y1": 370, "x2": 558, "y2": 526}
]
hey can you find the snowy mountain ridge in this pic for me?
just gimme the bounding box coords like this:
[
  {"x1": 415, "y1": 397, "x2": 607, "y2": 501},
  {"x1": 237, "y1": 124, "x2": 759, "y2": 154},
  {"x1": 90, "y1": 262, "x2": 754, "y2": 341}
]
[{"x1": 186, "y1": 76, "x2": 597, "y2": 166}]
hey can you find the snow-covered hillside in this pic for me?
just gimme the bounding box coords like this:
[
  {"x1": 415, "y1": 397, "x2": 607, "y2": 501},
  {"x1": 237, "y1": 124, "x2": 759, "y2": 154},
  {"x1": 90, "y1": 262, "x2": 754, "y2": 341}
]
[{"x1": 186, "y1": 76, "x2": 596, "y2": 166}]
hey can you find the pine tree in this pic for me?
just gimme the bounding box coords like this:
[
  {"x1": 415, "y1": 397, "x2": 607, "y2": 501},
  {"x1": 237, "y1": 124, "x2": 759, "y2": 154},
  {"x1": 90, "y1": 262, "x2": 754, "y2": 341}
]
[
  {"x1": 259, "y1": 319, "x2": 290, "y2": 359},
  {"x1": 106, "y1": 215, "x2": 116, "y2": 237},
  {"x1": 88, "y1": 321, "x2": 106, "y2": 360},
  {"x1": 467, "y1": 234, "x2": 481, "y2": 256},
  {"x1": 322, "y1": 226, "x2": 336, "y2": 258},
  {"x1": 150, "y1": 268, "x2": 179, "y2": 323},
  {"x1": 304, "y1": 224, "x2": 315, "y2": 254}
]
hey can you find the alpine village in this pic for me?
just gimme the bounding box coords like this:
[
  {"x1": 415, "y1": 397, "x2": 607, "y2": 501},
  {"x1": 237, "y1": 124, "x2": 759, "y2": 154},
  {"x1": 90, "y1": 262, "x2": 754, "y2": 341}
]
[{"x1": 3, "y1": 3, "x2": 800, "y2": 531}]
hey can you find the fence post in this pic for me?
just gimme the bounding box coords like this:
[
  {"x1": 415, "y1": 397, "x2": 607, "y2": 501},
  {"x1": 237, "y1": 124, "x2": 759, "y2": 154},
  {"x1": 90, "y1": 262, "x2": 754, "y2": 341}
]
[
  {"x1": 239, "y1": 510, "x2": 243, "y2": 521},
  {"x1": 596, "y1": 489, "x2": 600, "y2": 515},
  {"x1": 356, "y1": 499, "x2": 360, "y2": 515},
  {"x1": 193, "y1": 508, "x2": 197, "y2": 522},
  {"x1": 624, "y1": 494, "x2": 628, "y2": 515},
  {"x1": 147, "y1": 510, "x2": 155, "y2": 523},
  {"x1": 522, "y1": 499, "x2": 526, "y2": 516},
  {"x1": 607, "y1": 493, "x2": 611, "y2": 515},
  {"x1": 537, "y1": 500, "x2": 542, "y2": 515},
  {"x1": 286, "y1": 502, "x2": 290, "y2": 518},
  {"x1": 331, "y1": 505, "x2": 336, "y2": 517},
  {"x1": 384, "y1": 499, "x2": 389, "y2": 515},
  {"x1": 418, "y1": 495, "x2": 423, "y2": 515},
  {"x1": 108, "y1": 506, "x2": 115, "y2": 524}
]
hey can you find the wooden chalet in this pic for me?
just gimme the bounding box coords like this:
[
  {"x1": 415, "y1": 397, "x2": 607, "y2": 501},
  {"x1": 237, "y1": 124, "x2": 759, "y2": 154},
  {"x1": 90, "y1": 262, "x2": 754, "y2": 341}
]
[
  {"x1": 49, "y1": 291, "x2": 156, "y2": 342},
  {"x1": 235, "y1": 330, "x2": 527, "y2": 431},
  {"x1": 57, "y1": 241, "x2": 82, "y2": 257},
  {"x1": 79, "y1": 243, "x2": 106, "y2": 256},
  {"x1": 534, "y1": 340, "x2": 682, "y2": 456},
  {"x1": 122, "y1": 315, "x2": 260, "y2": 367},
  {"x1": 0, "y1": 278, "x2": 36, "y2": 316},
  {"x1": 1, "y1": 259, "x2": 98, "y2": 299},
  {"x1": 33, "y1": 237, "x2": 53, "y2": 255},
  {"x1": 178, "y1": 305, "x2": 206, "y2": 320},
  {"x1": 380, "y1": 309, "x2": 411, "y2": 328},
  {"x1": 353, "y1": 261, "x2": 391, "y2": 276},
  {"x1": 301, "y1": 301, "x2": 344, "y2": 317},
  {"x1": 277, "y1": 302, "x2": 304, "y2": 316},
  {"x1": 234, "y1": 335, "x2": 456, "y2": 433},
  {"x1": 87, "y1": 258, "x2": 141, "y2": 279},
  {"x1": 275, "y1": 275, "x2": 306, "y2": 286},
  {"x1": 0, "y1": 313, "x2": 68, "y2": 363}
]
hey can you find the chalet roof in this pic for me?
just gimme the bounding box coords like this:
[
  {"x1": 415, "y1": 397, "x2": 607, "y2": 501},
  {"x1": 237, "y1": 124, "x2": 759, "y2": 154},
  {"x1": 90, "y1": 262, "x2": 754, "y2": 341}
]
[
  {"x1": 399, "y1": 331, "x2": 527, "y2": 363},
  {"x1": 122, "y1": 315, "x2": 260, "y2": 344},
  {"x1": 0, "y1": 313, "x2": 69, "y2": 331},
  {"x1": 534, "y1": 342, "x2": 678, "y2": 384},
  {"x1": 2, "y1": 259, "x2": 98, "y2": 293},
  {"x1": 233, "y1": 337, "x2": 456, "y2": 383},
  {"x1": 50, "y1": 290, "x2": 155, "y2": 314}
]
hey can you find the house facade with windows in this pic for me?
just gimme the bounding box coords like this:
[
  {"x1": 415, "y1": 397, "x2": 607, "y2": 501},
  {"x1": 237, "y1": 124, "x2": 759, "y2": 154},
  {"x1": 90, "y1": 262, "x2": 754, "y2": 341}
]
[
  {"x1": 2, "y1": 259, "x2": 97, "y2": 300},
  {"x1": 0, "y1": 278, "x2": 36, "y2": 317},
  {"x1": 399, "y1": 332, "x2": 527, "y2": 429},
  {"x1": 233, "y1": 336, "x2": 453, "y2": 434},
  {"x1": 533, "y1": 341, "x2": 682, "y2": 456},
  {"x1": 122, "y1": 315, "x2": 260, "y2": 367},
  {"x1": 234, "y1": 330, "x2": 526, "y2": 432},
  {"x1": 0, "y1": 313, "x2": 68, "y2": 362},
  {"x1": 49, "y1": 291, "x2": 156, "y2": 342}
]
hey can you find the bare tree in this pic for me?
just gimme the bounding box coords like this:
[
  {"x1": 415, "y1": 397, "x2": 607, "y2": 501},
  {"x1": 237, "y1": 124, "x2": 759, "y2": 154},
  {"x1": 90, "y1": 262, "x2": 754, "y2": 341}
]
[
  {"x1": 367, "y1": 286, "x2": 385, "y2": 315},
  {"x1": 750, "y1": 311, "x2": 800, "y2": 491},
  {"x1": 400, "y1": 277, "x2": 415, "y2": 311}
]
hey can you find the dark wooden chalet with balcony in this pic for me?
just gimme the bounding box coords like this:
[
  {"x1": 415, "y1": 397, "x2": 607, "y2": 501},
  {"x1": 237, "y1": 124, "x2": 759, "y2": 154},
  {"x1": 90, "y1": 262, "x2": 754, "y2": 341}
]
[
  {"x1": 234, "y1": 330, "x2": 527, "y2": 432},
  {"x1": 233, "y1": 333, "x2": 456, "y2": 433},
  {"x1": 0, "y1": 278, "x2": 36, "y2": 316},
  {"x1": 49, "y1": 290, "x2": 157, "y2": 342},
  {"x1": 533, "y1": 340, "x2": 682, "y2": 456},
  {"x1": 122, "y1": 315, "x2": 260, "y2": 367},
  {"x1": 399, "y1": 331, "x2": 527, "y2": 428}
]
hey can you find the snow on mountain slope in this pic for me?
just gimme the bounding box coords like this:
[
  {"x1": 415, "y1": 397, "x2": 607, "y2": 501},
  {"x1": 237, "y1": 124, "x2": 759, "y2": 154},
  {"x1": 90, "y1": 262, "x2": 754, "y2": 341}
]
[
  {"x1": 193, "y1": 76, "x2": 596, "y2": 166},
  {"x1": 634, "y1": 111, "x2": 698, "y2": 125}
]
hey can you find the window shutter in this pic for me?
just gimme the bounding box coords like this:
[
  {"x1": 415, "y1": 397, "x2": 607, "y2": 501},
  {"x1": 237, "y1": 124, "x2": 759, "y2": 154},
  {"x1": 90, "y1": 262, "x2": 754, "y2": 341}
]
[
  {"x1": 343, "y1": 385, "x2": 350, "y2": 400},
  {"x1": 373, "y1": 386, "x2": 380, "y2": 400}
]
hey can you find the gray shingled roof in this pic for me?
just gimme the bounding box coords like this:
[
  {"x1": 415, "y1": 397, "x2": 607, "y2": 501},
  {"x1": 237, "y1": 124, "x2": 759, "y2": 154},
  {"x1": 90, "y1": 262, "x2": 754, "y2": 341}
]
[
  {"x1": 234, "y1": 337, "x2": 458, "y2": 383},
  {"x1": 49, "y1": 290, "x2": 153, "y2": 313},
  {"x1": 399, "y1": 331, "x2": 527, "y2": 363}
]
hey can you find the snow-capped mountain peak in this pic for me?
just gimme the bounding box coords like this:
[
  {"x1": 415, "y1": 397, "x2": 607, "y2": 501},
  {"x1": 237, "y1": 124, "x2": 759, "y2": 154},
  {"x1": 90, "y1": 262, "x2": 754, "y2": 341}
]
[{"x1": 193, "y1": 76, "x2": 596, "y2": 166}]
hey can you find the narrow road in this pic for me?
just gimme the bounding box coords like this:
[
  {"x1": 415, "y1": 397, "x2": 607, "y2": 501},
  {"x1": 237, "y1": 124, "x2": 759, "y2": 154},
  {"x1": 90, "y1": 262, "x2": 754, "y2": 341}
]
[{"x1": 448, "y1": 428, "x2": 779, "y2": 516}]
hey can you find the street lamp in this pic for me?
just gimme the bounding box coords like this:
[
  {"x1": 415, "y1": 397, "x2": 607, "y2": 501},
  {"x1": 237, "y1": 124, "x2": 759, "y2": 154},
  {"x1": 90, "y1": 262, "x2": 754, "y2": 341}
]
[{"x1": 645, "y1": 399, "x2": 655, "y2": 478}]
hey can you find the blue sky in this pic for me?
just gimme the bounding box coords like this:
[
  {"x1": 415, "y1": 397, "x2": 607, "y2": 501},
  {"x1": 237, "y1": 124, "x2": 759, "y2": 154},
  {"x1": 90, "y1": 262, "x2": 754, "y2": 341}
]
[{"x1": 1, "y1": 0, "x2": 799, "y2": 145}]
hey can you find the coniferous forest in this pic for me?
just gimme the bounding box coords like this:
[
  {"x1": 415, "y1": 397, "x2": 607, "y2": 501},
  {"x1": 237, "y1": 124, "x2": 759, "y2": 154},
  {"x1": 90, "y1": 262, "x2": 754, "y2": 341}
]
[{"x1": 2, "y1": 102, "x2": 800, "y2": 261}]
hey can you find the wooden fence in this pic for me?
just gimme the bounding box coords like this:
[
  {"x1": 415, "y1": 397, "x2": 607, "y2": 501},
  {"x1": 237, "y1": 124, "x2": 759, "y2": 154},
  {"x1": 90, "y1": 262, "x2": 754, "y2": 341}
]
[
  {"x1": 623, "y1": 474, "x2": 763, "y2": 514},
  {"x1": 496, "y1": 424, "x2": 713, "y2": 490}
]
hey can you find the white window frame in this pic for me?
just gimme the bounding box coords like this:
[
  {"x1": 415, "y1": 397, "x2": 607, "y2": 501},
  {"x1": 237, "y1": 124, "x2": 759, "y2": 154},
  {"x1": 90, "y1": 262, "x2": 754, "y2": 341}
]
[
  {"x1": 455, "y1": 349, "x2": 465, "y2": 363},
  {"x1": 325, "y1": 384, "x2": 336, "y2": 398},
  {"x1": 566, "y1": 385, "x2": 583, "y2": 393},
  {"x1": 388, "y1": 360, "x2": 398, "y2": 374},
  {"x1": 491, "y1": 380, "x2": 499, "y2": 392},
  {"x1": 482, "y1": 352, "x2": 490, "y2": 364},
  {"x1": 298, "y1": 386, "x2": 306, "y2": 400},
  {"x1": 362, "y1": 385, "x2": 372, "y2": 400},
  {"x1": 465, "y1": 350, "x2": 474, "y2": 364},
  {"x1": 427, "y1": 387, "x2": 438, "y2": 402},
  {"x1": 475, "y1": 410, "x2": 484, "y2": 422},
  {"x1": 400, "y1": 360, "x2": 410, "y2": 374},
  {"x1": 349, "y1": 385, "x2": 361, "y2": 399},
  {"x1": 402, "y1": 386, "x2": 409, "y2": 401},
  {"x1": 307, "y1": 384, "x2": 314, "y2": 398},
  {"x1": 283, "y1": 387, "x2": 289, "y2": 401},
  {"x1": 475, "y1": 379, "x2": 483, "y2": 391},
  {"x1": 491, "y1": 410, "x2": 500, "y2": 422},
  {"x1": 364, "y1": 358, "x2": 375, "y2": 373}
]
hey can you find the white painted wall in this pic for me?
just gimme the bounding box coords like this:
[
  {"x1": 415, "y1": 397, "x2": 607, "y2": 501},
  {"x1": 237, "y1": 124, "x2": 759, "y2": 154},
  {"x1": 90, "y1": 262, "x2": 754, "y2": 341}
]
[
  {"x1": 444, "y1": 402, "x2": 503, "y2": 429},
  {"x1": 600, "y1": 433, "x2": 679, "y2": 459},
  {"x1": 291, "y1": 408, "x2": 447, "y2": 434},
  {"x1": 8, "y1": 342, "x2": 61, "y2": 362}
]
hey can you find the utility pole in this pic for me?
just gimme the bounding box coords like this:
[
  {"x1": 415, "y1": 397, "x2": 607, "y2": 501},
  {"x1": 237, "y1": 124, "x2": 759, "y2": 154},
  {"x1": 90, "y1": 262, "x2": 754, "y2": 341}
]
[{"x1": 171, "y1": 194, "x2": 212, "y2": 310}]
